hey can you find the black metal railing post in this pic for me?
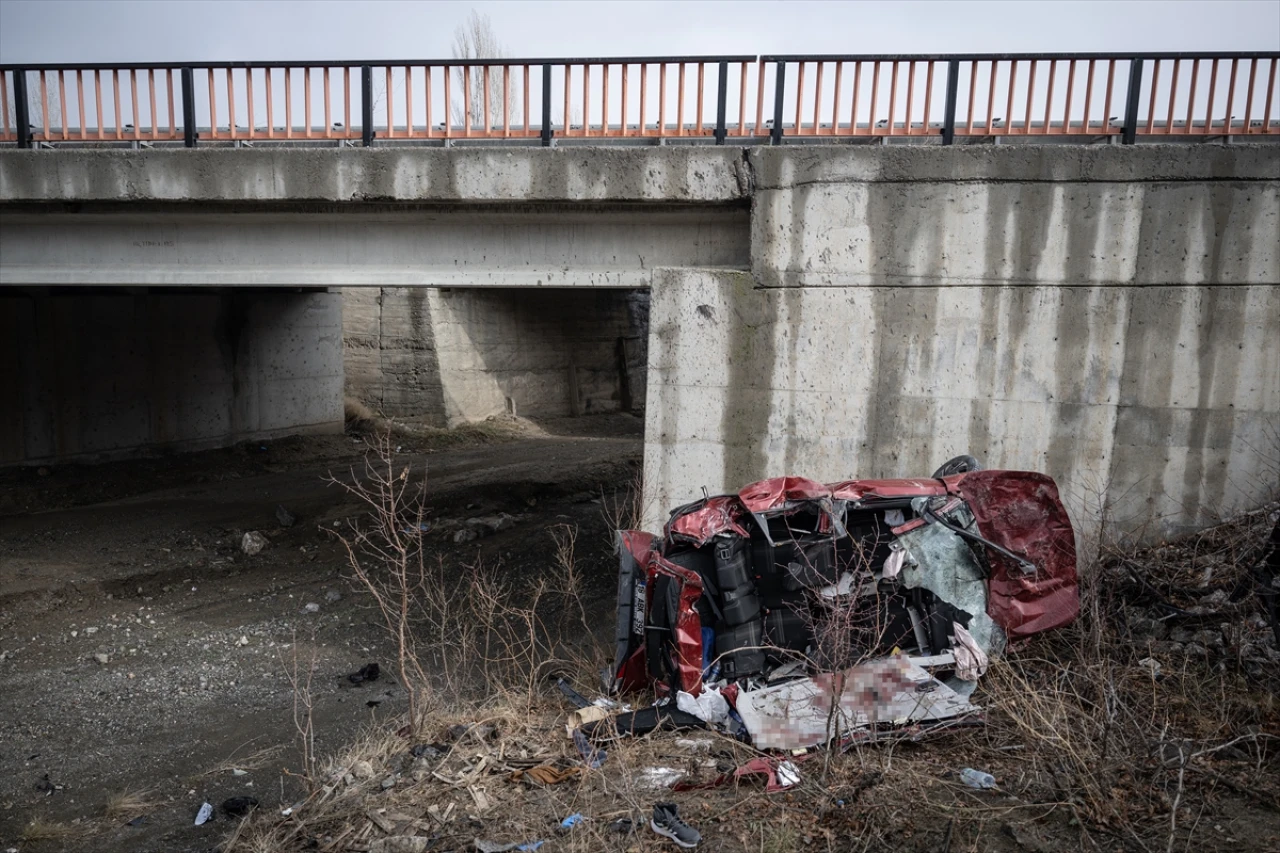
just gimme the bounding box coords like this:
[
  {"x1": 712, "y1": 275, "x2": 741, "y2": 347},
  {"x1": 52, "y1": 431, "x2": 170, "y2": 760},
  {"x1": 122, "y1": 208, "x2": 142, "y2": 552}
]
[
  {"x1": 361, "y1": 65, "x2": 374, "y2": 146},
  {"x1": 13, "y1": 69, "x2": 31, "y2": 149},
  {"x1": 541, "y1": 64, "x2": 553, "y2": 146},
  {"x1": 181, "y1": 67, "x2": 197, "y2": 147},
  {"x1": 714, "y1": 60, "x2": 728, "y2": 144},
  {"x1": 1122, "y1": 57, "x2": 1144, "y2": 144},
  {"x1": 941, "y1": 59, "x2": 960, "y2": 145},
  {"x1": 770, "y1": 61, "x2": 785, "y2": 144}
]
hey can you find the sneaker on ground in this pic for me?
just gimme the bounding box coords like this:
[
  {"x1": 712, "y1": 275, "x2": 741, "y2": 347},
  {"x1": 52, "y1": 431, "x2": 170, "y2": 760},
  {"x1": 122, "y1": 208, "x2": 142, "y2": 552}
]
[{"x1": 650, "y1": 802, "x2": 701, "y2": 848}]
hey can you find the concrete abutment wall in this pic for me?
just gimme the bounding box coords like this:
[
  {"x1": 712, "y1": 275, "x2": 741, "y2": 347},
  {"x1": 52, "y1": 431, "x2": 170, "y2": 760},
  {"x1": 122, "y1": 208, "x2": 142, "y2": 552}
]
[{"x1": 641, "y1": 146, "x2": 1280, "y2": 540}]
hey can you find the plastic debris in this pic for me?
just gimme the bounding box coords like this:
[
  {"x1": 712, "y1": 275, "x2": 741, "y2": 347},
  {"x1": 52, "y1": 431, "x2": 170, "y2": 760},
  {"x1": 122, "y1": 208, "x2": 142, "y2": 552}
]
[
  {"x1": 559, "y1": 813, "x2": 584, "y2": 830},
  {"x1": 194, "y1": 801, "x2": 214, "y2": 825},
  {"x1": 572, "y1": 727, "x2": 607, "y2": 768},
  {"x1": 958, "y1": 768, "x2": 996, "y2": 789},
  {"x1": 276, "y1": 505, "x2": 296, "y2": 528},
  {"x1": 556, "y1": 677, "x2": 590, "y2": 709},
  {"x1": 635, "y1": 766, "x2": 685, "y2": 789},
  {"x1": 474, "y1": 841, "x2": 544, "y2": 853},
  {"x1": 676, "y1": 686, "x2": 730, "y2": 725}
]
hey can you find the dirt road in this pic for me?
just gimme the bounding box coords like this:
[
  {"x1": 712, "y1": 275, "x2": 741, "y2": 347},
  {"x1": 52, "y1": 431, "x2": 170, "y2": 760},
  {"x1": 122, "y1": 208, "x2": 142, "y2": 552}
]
[{"x1": 0, "y1": 420, "x2": 641, "y2": 852}]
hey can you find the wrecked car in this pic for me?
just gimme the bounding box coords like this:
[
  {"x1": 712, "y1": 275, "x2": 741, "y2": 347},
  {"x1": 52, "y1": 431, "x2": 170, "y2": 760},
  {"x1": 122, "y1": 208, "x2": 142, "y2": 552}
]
[{"x1": 609, "y1": 457, "x2": 1079, "y2": 749}]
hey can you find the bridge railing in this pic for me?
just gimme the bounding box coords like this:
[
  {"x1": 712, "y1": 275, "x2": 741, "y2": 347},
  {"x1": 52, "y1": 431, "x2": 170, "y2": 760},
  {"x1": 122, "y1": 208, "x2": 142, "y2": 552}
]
[
  {"x1": 763, "y1": 53, "x2": 1279, "y2": 143},
  {"x1": 2, "y1": 52, "x2": 1276, "y2": 147}
]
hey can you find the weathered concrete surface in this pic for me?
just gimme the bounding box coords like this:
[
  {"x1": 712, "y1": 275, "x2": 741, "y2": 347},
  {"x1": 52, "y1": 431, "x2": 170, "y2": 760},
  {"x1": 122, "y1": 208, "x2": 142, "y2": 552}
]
[
  {"x1": 750, "y1": 146, "x2": 1279, "y2": 288},
  {"x1": 0, "y1": 147, "x2": 751, "y2": 204},
  {"x1": 643, "y1": 146, "x2": 1280, "y2": 541},
  {"x1": 0, "y1": 208, "x2": 749, "y2": 287},
  {"x1": 1, "y1": 144, "x2": 1276, "y2": 543},
  {"x1": 344, "y1": 287, "x2": 648, "y2": 426},
  {"x1": 0, "y1": 290, "x2": 343, "y2": 464}
]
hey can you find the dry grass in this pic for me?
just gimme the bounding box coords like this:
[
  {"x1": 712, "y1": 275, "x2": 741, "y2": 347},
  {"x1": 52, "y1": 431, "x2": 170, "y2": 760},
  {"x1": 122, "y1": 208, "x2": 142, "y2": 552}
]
[
  {"x1": 20, "y1": 814, "x2": 87, "y2": 843},
  {"x1": 102, "y1": 789, "x2": 158, "y2": 821}
]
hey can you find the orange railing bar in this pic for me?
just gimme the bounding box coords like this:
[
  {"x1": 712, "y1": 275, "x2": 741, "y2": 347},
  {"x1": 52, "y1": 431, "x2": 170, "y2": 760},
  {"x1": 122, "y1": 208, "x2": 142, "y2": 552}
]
[
  {"x1": 793, "y1": 61, "x2": 804, "y2": 132},
  {"x1": 922, "y1": 60, "x2": 934, "y2": 136},
  {"x1": 696, "y1": 62, "x2": 705, "y2": 134},
  {"x1": 658, "y1": 63, "x2": 666, "y2": 136},
  {"x1": 59, "y1": 70, "x2": 69, "y2": 140},
  {"x1": 77, "y1": 70, "x2": 87, "y2": 139},
  {"x1": 905, "y1": 61, "x2": 915, "y2": 135},
  {"x1": 1164, "y1": 60, "x2": 1180, "y2": 134},
  {"x1": 1242, "y1": 58, "x2": 1257, "y2": 133},
  {"x1": 1223, "y1": 58, "x2": 1239, "y2": 134},
  {"x1": 811, "y1": 61, "x2": 823, "y2": 134},
  {"x1": 1204, "y1": 58, "x2": 1219, "y2": 132},
  {"x1": 641, "y1": 63, "x2": 649, "y2": 137},
  {"x1": 246, "y1": 68, "x2": 255, "y2": 139},
  {"x1": 166, "y1": 68, "x2": 175, "y2": 137},
  {"x1": 831, "y1": 61, "x2": 843, "y2": 135},
  {"x1": 1145, "y1": 59, "x2": 1160, "y2": 134},
  {"x1": 677, "y1": 62, "x2": 686, "y2": 136},
  {"x1": 1263, "y1": 58, "x2": 1276, "y2": 133},
  {"x1": 851, "y1": 61, "x2": 862, "y2": 135},
  {"x1": 886, "y1": 61, "x2": 898, "y2": 134},
  {"x1": 1042, "y1": 59, "x2": 1055, "y2": 134},
  {"x1": 1184, "y1": 60, "x2": 1199, "y2": 134},
  {"x1": 754, "y1": 60, "x2": 765, "y2": 133}
]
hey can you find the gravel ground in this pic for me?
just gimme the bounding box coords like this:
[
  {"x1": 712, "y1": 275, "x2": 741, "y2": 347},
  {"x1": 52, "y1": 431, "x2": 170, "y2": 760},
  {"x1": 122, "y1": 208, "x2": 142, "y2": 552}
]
[{"x1": 0, "y1": 418, "x2": 641, "y2": 853}]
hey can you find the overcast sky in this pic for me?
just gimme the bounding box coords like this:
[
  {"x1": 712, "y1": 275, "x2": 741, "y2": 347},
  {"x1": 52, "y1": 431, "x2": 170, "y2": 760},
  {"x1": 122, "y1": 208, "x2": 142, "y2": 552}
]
[{"x1": 2, "y1": 0, "x2": 1278, "y2": 64}]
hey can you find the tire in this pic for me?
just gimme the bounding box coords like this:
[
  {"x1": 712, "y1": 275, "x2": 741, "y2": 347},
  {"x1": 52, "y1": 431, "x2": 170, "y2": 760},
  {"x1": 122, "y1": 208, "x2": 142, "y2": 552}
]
[{"x1": 932, "y1": 454, "x2": 983, "y2": 479}]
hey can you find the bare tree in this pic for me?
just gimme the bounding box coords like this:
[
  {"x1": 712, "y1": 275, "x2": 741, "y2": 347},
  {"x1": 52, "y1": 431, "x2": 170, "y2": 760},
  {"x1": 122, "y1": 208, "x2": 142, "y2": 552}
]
[{"x1": 451, "y1": 10, "x2": 518, "y2": 130}]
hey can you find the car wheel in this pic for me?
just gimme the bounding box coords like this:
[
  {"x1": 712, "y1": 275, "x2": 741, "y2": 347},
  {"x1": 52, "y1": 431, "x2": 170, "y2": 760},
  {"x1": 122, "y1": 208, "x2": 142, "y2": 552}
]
[{"x1": 932, "y1": 455, "x2": 983, "y2": 478}]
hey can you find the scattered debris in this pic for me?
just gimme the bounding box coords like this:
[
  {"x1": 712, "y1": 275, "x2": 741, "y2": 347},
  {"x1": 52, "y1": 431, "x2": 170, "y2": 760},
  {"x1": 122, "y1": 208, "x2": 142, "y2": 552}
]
[
  {"x1": 348, "y1": 662, "x2": 381, "y2": 684},
  {"x1": 303, "y1": 602, "x2": 321, "y2": 614},
  {"x1": 93, "y1": 653, "x2": 110, "y2": 665},
  {"x1": 958, "y1": 768, "x2": 997, "y2": 789},
  {"x1": 193, "y1": 801, "x2": 214, "y2": 825},
  {"x1": 650, "y1": 802, "x2": 701, "y2": 848},
  {"x1": 635, "y1": 767, "x2": 685, "y2": 789},
  {"x1": 473, "y1": 840, "x2": 544, "y2": 853},
  {"x1": 275, "y1": 505, "x2": 297, "y2": 528},
  {"x1": 558, "y1": 812, "x2": 584, "y2": 830},
  {"x1": 369, "y1": 838, "x2": 433, "y2": 853},
  {"x1": 240, "y1": 531, "x2": 268, "y2": 556},
  {"x1": 509, "y1": 764, "x2": 584, "y2": 786}
]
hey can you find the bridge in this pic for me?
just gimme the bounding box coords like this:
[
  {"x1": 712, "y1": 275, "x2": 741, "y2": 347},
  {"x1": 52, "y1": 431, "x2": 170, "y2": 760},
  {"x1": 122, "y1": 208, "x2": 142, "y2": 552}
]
[{"x1": 2, "y1": 52, "x2": 1278, "y2": 543}]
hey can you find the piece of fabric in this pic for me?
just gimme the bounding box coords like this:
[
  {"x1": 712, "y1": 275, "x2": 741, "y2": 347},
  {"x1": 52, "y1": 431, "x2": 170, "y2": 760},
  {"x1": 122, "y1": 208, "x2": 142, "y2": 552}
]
[
  {"x1": 951, "y1": 623, "x2": 989, "y2": 681},
  {"x1": 508, "y1": 764, "x2": 585, "y2": 785}
]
